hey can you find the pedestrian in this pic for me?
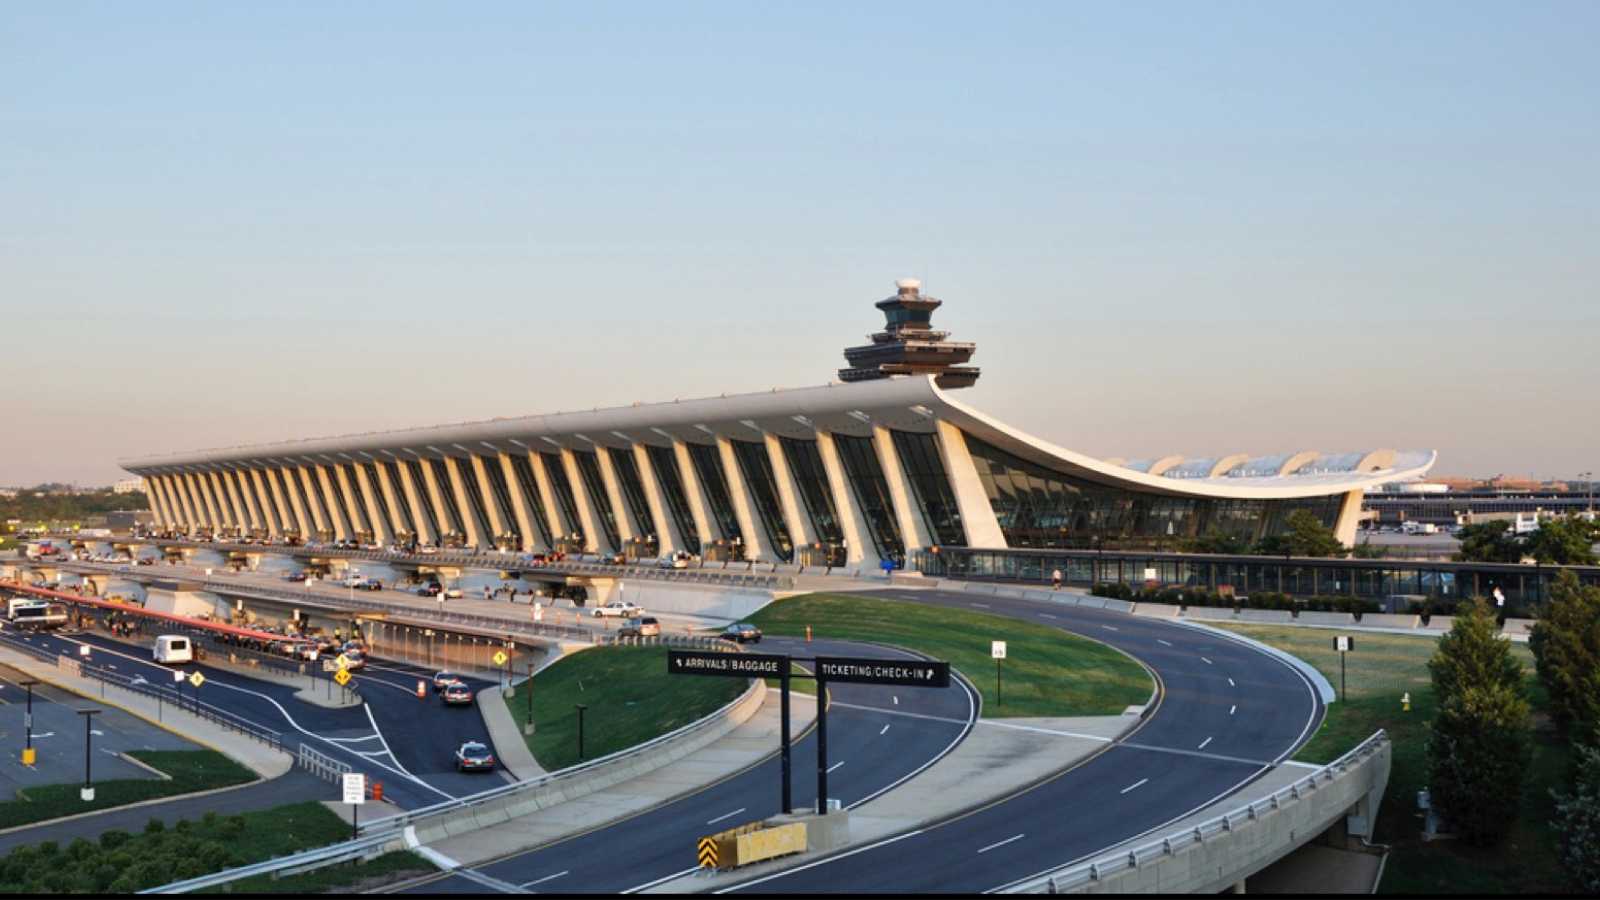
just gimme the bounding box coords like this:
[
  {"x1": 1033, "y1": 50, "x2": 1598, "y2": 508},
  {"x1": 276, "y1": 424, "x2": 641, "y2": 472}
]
[
  {"x1": 533, "y1": 601, "x2": 543, "y2": 624},
  {"x1": 1051, "y1": 568, "x2": 1063, "y2": 591}
]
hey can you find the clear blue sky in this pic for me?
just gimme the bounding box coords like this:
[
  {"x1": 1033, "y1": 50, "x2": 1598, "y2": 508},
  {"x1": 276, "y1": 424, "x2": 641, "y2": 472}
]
[{"x1": 2, "y1": 2, "x2": 1595, "y2": 486}]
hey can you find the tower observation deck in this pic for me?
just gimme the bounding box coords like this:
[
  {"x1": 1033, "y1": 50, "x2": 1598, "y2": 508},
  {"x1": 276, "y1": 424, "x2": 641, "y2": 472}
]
[{"x1": 838, "y1": 279, "x2": 980, "y2": 388}]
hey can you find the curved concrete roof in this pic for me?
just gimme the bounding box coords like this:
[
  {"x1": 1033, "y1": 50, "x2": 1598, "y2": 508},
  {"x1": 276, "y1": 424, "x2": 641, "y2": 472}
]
[{"x1": 122, "y1": 376, "x2": 1436, "y2": 500}]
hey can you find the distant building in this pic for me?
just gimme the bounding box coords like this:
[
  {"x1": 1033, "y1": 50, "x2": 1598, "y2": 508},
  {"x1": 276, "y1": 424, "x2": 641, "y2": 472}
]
[{"x1": 112, "y1": 478, "x2": 144, "y2": 494}]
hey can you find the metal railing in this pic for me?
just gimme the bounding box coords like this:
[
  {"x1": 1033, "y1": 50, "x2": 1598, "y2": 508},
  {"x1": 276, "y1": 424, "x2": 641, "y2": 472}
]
[
  {"x1": 298, "y1": 742, "x2": 353, "y2": 783},
  {"x1": 136, "y1": 831, "x2": 400, "y2": 895},
  {"x1": 1008, "y1": 729, "x2": 1390, "y2": 893}
]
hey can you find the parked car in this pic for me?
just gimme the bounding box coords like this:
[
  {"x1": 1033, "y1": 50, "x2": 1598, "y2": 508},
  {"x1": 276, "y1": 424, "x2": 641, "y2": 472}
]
[
  {"x1": 719, "y1": 622, "x2": 763, "y2": 644},
  {"x1": 618, "y1": 616, "x2": 661, "y2": 638},
  {"x1": 417, "y1": 583, "x2": 442, "y2": 597},
  {"x1": 657, "y1": 551, "x2": 694, "y2": 569},
  {"x1": 354, "y1": 578, "x2": 383, "y2": 591},
  {"x1": 339, "y1": 650, "x2": 367, "y2": 671},
  {"x1": 592, "y1": 600, "x2": 644, "y2": 618},
  {"x1": 432, "y1": 671, "x2": 462, "y2": 691},
  {"x1": 283, "y1": 571, "x2": 308, "y2": 582},
  {"x1": 455, "y1": 741, "x2": 496, "y2": 772},
  {"x1": 441, "y1": 682, "x2": 475, "y2": 706}
]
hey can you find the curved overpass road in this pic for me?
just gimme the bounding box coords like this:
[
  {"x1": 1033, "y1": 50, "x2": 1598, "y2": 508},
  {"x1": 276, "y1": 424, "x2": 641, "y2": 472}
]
[
  {"x1": 401, "y1": 636, "x2": 978, "y2": 895},
  {"x1": 728, "y1": 588, "x2": 1323, "y2": 894}
]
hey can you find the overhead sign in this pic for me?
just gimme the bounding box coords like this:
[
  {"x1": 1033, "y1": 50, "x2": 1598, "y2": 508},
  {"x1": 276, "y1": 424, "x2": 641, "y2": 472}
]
[
  {"x1": 992, "y1": 641, "x2": 1007, "y2": 660},
  {"x1": 668, "y1": 649, "x2": 788, "y2": 678},
  {"x1": 188, "y1": 671, "x2": 205, "y2": 688},
  {"x1": 1334, "y1": 635, "x2": 1354, "y2": 653},
  {"x1": 342, "y1": 772, "x2": 366, "y2": 805},
  {"x1": 334, "y1": 669, "x2": 353, "y2": 687},
  {"x1": 814, "y1": 656, "x2": 950, "y2": 688}
]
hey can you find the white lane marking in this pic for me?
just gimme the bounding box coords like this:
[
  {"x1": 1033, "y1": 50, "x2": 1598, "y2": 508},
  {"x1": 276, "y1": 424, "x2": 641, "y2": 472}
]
[
  {"x1": 827, "y1": 760, "x2": 844, "y2": 774},
  {"x1": 1038, "y1": 612, "x2": 1058, "y2": 619},
  {"x1": 1156, "y1": 639, "x2": 1172, "y2": 647},
  {"x1": 1122, "y1": 742, "x2": 1275, "y2": 767},
  {"x1": 892, "y1": 695, "x2": 898, "y2": 705},
  {"x1": 879, "y1": 723, "x2": 891, "y2": 735},
  {"x1": 625, "y1": 866, "x2": 700, "y2": 893},
  {"x1": 1102, "y1": 625, "x2": 1119, "y2": 632},
  {"x1": 969, "y1": 602, "x2": 991, "y2": 609},
  {"x1": 1228, "y1": 677, "x2": 1235, "y2": 687},
  {"x1": 1201, "y1": 656, "x2": 1213, "y2": 665},
  {"x1": 1120, "y1": 778, "x2": 1149, "y2": 794},
  {"x1": 1198, "y1": 736, "x2": 1213, "y2": 750},
  {"x1": 521, "y1": 871, "x2": 570, "y2": 888},
  {"x1": 706, "y1": 807, "x2": 747, "y2": 825},
  {"x1": 977, "y1": 833, "x2": 1026, "y2": 854},
  {"x1": 328, "y1": 734, "x2": 384, "y2": 744},
  {"x1": 1230, "y1": 704, "x2": 1237, "y2": 716},
  {"x1": 847, "y1": 671, "x2": 980, "y2": 810},
  {"x1": 451, "y1": 866, "x2": 525, "y2": 893},
  {"x1": 708, "y1": 828, "x2": 927, "y2": 893}
]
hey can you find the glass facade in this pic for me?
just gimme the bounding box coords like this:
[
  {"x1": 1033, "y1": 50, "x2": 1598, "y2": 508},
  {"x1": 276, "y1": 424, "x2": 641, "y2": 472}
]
[
  {"x1": 418, "y1": 459, "x2": 459, "y2": 537},
  {"x1": 891, "y1": 431, "x2": 967, "y2": 546},
  {"x1": 267, "y1": 468, "x2": 298, "y2": 533},
  {"x1": 606, "y1": 447, "x2": 655, "y2": 539},
  {"x1": 359, "y1": 463, "x2": 395, "y2": 536},
  {"x1": 507, "y1": 455, "x2": 555, "y2": 547},
  {"x1": 779, "y1": 437, "x2": 844, "y2": 546},
  {"x1": 730, "y1": 439, "x2": 793, "y2": 562},
  {"x1": 832, "y1": 434, "x2": 906, "y2": 564},
  {"x1": 481, "y1": 457, "x2": 522, "y2": 547},
  {"x1": 687, "y1": 442, "x2": 743, "y2": 545},
  {"x1": 647, "y1": 443, "x2": 701, "y2": 551},
  {"x1": 540, "y1": 452, "x2": 584, "y2": 541},
  {"x1": 457, "y1": 460, "x2": 497, "y2": 547},
  {"x1": 377, "y1": 461, "x2": 415, "y2": 536},
  {"x1": 574, "y1": 450, "x2": 621, "y2": 549},
  {"x1": 335, "y1": 464, "x2": 370, "y2": 536},
  {"x1": 256, "y1": 469, "x2": 288, "y2": 533},
  {"x1": 963, "y1": 434, "x2": 1342, "y2": 549}
]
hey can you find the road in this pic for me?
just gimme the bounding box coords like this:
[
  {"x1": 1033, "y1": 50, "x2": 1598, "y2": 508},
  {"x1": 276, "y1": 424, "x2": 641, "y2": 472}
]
[
  {"x1": 725, "y1": 588, "x2": 1322, "y2": 893},
  {"x1": 0, "y1": 627, "x2": 501, "y2": 809},
  {"x1": 402, "y1": 635, "x2": 979, "y2": 894}
]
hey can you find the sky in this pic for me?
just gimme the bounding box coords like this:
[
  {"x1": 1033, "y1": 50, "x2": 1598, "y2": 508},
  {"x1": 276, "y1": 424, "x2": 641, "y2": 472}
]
[{"x1": 2, "y1": 2, "x2": 1596, "y2": 487}]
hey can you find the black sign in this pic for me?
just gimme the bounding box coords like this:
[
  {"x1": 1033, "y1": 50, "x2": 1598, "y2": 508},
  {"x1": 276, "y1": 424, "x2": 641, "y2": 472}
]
[
  {"x1": 668, "y1": 649, "x2": 788, "y2": 678},
  {"x1": 814, "y1": 656, "x2": 950, "y2": 688}
]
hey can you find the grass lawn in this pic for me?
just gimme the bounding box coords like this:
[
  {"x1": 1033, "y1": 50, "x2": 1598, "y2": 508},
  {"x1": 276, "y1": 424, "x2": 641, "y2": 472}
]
[
  {"x1": 745, "y1": 592, "x2": 1152, "y2": 718},
  {"x1": 0, "y1": 749, "x2": 255, "y2": 829},
  {"x1": 1214, "y1": 624, "x2": 1569, "y2": 895},
  {"x1": 503, "y1": 645, "x2": 748, "y2": 771}
]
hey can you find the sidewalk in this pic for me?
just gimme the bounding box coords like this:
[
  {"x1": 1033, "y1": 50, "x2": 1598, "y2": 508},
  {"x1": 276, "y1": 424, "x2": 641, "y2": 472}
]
[{"x1": 427, "y1": 689, "x2": 818, "y2": 867}]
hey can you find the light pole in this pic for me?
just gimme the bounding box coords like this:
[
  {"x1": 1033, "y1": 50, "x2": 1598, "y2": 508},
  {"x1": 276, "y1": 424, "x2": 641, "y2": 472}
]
[
  {"x1": 78, "y1": 708, "x2": 102, "y2": 801},
  {"x1": 524, "y1": 663, "x2": 536, "y2": 736},
  {"x1": 575, "y1": 703, "x2": 588, "y2": 761},
  {"x1": 20, "y1": 680, "x2": 39, "y2": 766}
]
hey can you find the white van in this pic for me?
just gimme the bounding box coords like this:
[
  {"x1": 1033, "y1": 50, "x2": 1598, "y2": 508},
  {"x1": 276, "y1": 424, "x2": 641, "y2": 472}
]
[{"x1": 153, "y1": 634, "x2": 194, "y2": 664}]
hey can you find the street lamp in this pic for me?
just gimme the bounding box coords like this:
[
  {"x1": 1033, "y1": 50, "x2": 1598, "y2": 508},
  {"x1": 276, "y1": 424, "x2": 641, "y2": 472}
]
[
  {"x1": 78, "y1": 708, "x2": 102, "y2": 801},
  {"x1": 574, "y1": 703, "x2": 588, "y2": 761},
  {"x1": 20, "y1": 680, "x2": 39, "y2": 766}
]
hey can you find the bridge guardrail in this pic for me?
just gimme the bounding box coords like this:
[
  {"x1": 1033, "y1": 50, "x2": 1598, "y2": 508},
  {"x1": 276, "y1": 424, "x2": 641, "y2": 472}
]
[
  {"x1": 1007, "y1": 729, "x2": 1390, "y2": 893},
  {"x1": 135, "y1": 830, "x2": 403, "y2": 895}
]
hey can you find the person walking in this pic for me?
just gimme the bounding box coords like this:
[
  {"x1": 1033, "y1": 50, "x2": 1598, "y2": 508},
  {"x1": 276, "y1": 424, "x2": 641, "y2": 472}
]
[{"x1": 1051, "y1": 568, "x2": 1063, "y2": 591}]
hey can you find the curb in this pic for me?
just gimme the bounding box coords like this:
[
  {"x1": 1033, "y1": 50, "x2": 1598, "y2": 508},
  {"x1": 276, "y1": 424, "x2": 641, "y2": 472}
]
[
  {"x1": 1173, "y1": 618, "x2": 1337, "y2": 704},
  {"x1": 0, "y1": 774, "x2": 268, "y2": 837}
]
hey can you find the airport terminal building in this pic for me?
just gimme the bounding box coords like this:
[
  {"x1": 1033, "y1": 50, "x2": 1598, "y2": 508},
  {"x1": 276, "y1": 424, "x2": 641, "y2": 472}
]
[{"x1": 120, "y1": 281, "x2": 1435, "y2": 569}]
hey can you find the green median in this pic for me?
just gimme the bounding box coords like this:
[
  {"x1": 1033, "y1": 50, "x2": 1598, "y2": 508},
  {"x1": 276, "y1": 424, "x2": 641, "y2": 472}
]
[
  {"x1": 0, "y1": 749, "x2": 254, "y2": 830},
  {"x1": 503, "y1": 645, "x2": 748, "y2": 771},
  {"x1": 745, "y1": 592, "x2": 1153, "y2": 718}
]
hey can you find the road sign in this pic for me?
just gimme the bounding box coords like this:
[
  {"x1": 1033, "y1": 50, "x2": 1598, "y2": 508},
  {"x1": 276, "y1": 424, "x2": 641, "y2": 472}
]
[
  {"x1": 697, "y1": 836, "x2": 719, "y2": 869},
  {"x1": 1334, "y1": 635, "x2": 1354, "y2": 652},
  {"x1": 173, "y1": 670, "x2": 185, "y2": 682},
  {"x1": 322, "y1": 658, "x2": 338, "y2": 672},
  {"x1": 493, "y1": 650, "x2": 508, "y2": 666},
  {"x1": 336, "y1": 654, "x2": 349, "y2": 671},
  {"x1": 991, "y1": 641, "x2": 1007, "y2": 660},
  {"x1": 342, "y1": 772, "x2": 366, "y2": 805},
  {"x1": 78, "y1": 644, "x2": 90, "y2": 657},
  {"x1": 668, "y1": 649, "x2": 788, "y2": 678},
  {"x1": 334, "y1": 669, "x2": 352, "y2": 687},
  {"x1": 813, "y1": 656, "x2": 950, "y2": 688},
  {"x1": 188, "y1": 671, "x2": 205, "y2": 688}
]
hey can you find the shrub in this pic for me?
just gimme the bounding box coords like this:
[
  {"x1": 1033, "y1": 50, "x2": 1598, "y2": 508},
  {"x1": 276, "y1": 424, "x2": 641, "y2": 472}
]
[
  {"x1": 1429, "y1": 598, "x2": 1525, "y2": 704},
  {"x1": 1427, "y1": 681, "x2": 1531, "y2": 845},
  {"x1": 1529, "y1": 571, "x2": 1600, "y2": 739},
  {"x1": 1553, "y1": 734, "x2": 1600, "y2": 892}
]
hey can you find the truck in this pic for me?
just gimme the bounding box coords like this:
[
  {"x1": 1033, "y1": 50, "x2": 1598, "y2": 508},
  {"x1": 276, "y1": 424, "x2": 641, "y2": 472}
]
[{"x1": 1401, "y1": 522, "x2": 1438, "y2": 535}]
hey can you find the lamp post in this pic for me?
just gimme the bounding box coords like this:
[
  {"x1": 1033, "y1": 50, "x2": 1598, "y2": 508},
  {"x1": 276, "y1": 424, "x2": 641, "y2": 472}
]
[
  {"x1": 575, "y1": 703, "x2": 588, "y2": 761},
  {"x1": 78, "y1": 708, "x2": 102, "y2": 801},
  {"x1": 524, "y1": 663, "x2": 536, "y2": 736},
  {"x1": 20, "y1": 680, "x2": 39, "y2": 766}
]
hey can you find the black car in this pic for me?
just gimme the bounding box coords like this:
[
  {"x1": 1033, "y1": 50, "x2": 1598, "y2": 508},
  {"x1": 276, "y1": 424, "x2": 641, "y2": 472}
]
[{"x1": 720, "y1": 623, "x2": 763, "y2": 644}]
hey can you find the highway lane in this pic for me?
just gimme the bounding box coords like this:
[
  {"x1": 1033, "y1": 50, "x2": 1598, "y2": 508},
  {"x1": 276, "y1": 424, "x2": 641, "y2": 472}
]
[
  {"x1": 0, "y1": 627, "x2": 497, "y2": 808},
  {"x1": 404, "y1": 636, "x2": 978, "y2": 894},
  {"x1": 727, "y1": 588, "x2": 1322, "y2": 894}
]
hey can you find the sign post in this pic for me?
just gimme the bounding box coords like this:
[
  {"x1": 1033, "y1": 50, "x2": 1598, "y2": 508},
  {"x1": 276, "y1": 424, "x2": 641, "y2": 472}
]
[
  {"x1": 669, "y1": 650, "x2": 789, "y2": 812},
  {"x1": 992, "y1": 641, "x2": 1008, "y2": 707},
  {"x1": 1333, "y1": 635, "x2": 1354, "y2": 702},
  {"x1": 342, "y1": 772, "x2": 366, "y2": 840}
]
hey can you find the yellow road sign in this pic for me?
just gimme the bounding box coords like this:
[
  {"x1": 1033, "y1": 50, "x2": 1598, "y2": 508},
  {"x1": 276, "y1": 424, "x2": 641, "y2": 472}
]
[
  {"x1": 493, "y1": 650, "x2": 508, "y2": 666},
  {"x1": 336, "y1": 654, "x2": 349, "y2": 671},
  {"x1": 334, "y1": 669, "x2": 352, "y2": 687},
  {"x1": 188, "y1": 671, "x2": 205, "y2": 688},
  {"x1": 697, "y1": 836, "x2": 718, "y2": 869}
]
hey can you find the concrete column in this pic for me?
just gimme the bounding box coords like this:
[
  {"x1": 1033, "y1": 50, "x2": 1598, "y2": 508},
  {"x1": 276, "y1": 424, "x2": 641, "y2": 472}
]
[
  {"x1": 416, "y1": 457, "x2": 454, "y2": 544},
  {"x1": 152, "y1": 475, "x2": 182, "y2": 527},
  {"x1": 370, "y1": 462, "x2": 408, "y2": 539},
  {"x1": 442, "y1": 456, "x2": 483, "y2": 549},
  {"x1": 528, "y1": 452, "x2": 571, "y2": 542},
  {"x1": 141, "y1": 476, "x2": 168, "y2": 527},
  {"x1": 631, "y1": 444, "x2": 680, "y2": 555},
  {"x1": 671, "y1": 440, "x2": 716, "y2": 548},
  {"x1": 815, "y1": 431, "x2": 875, "y2": 568},
  {"x1": 594, "y1": 447, "x2": 636, "y2": 542},
  {"x1": 313, "y1": 465, "x2": 350, "y2": 541},
  {"x1": 178, "y1": 473, "x2": 207, "y2": 529},
  {"x1": 277, "y1": 466, "x2": 312, "y2": 538},
  {"x1": 208, "y1": 471, "x2": 241, "y2": 530},
  {"x1": 872, "y1": 426, "x2": 930, "y2": 553},
  {"x1": 229, "y1": 468, "x2": 262, "y2": 533},
  {"x1": 395, "y1": 460, "x2": 437, "y2": 544},
  {"x1": 196, "y1": 472, "x2": 226, "y2": 529},
  {"x1": 497, "y1": 452, "x2": 543, "y2": 552},
  {"x1": 222, "y1": 469, "x2": 253, "y2": 532},
  {"x1": 353, "y1": 464, "x2": 393, "y2": 545},
  {"x1": 166, "y1": 475, "x2": 194, "y2": 529},
  {"x1": 333, "y1": 464, "x2": 370, "y2": 541},
  {"x1": 934, "y1": 420, "x2": 1005, "y2": 548},
  {"x1": 559, "y1": 449, "x2": 604, "y2": 552},
  {"x1": 184, "y1": 473, "x2": 216, "y2": 529},
  {"x1": 468, "y1": 455, "x2": 508, "y2": 547},
  {"x1": 296, "y1": 466, "x2": 330, "y2": 537},
  {"x1": 248, "y1": 468, "x2": 281, "y2": 537},
  {"x1": 715, "y1": 437, "x2": 768, "y2": 561},
  {"x1": 1334, "y1": 489, "x2": 1365, "y2": 547},
  {"x1": 765, "y1": 433, "x2": 816, "y2": 548}
]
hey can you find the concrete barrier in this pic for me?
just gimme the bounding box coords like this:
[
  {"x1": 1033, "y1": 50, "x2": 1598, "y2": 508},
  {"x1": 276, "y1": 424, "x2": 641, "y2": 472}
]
[
  {"x1": 1501, "y1": 617, "x2": 1537, "y2": 637},
  {"x1": 1359, "y1": 613, "x2": 1418, "y2": 629},
  {"x1": 1074, "y1": 595, "x2": 1108, "y2": 609},
  {"x1": 1234, "y1": 609, "x2": 1294, "y2": 625},
  {"x1": 1181, "y1": 607, "x2": 1237, "y2": 622},
  {"x1": 1130, "y1": 602, "x2": 1179, "y2": 618},
  {"x1": 1294, "y1": 611, "x2": 1354, "y2": 626},
  {"x1": 1100, "y1": 598, "x2": 1135, "y2": 614},
  {"x1": 1419, "y1": 615, "x2": 1456, "y2": 632}
]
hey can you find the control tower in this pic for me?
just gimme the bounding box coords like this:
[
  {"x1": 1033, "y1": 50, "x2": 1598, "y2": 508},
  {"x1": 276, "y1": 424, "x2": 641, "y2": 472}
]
[{"x1": 838, "y1": 279, "x2": 980, "y2": 388}]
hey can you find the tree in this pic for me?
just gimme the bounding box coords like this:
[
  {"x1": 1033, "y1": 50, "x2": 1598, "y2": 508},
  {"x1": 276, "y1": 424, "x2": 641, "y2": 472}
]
[
  {"x1": 1456, "y1": 520, "x2": 1523, "y2": 563},
  {"x1": 1182, "y1": 530, "x2": 1248, "y2": 555},
  {"x1": 1553, "y1": 733, "x2": 1600, "y2": 892},
  {"x1": 1426, "y1": 681, "x2": 1531, "y2": 845},
  {"x1": 1251, "y1": 510, "x2": 1344, "y2": 558},
  {"x1": 1529, "y1": 570, "x2": 1600, "y2": 738},
  {"x1": 1428, "y1": 597, "x2": 1525, "y2": 703},
  {"x1": 1525, "y1": 515, "x2": 1600, "y2": 566},
  {"x1": 1351, "y1": 539, "x2": 1390, "y2": 559}
]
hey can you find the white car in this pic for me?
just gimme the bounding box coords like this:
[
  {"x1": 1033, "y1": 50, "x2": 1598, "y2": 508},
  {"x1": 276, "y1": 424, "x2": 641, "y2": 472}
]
[
  {"x1": 657, "y1": 551, "x2": 693, "y2": 570},
  {"x1": 592, "y1": 600, "x2": 644, "y2": 618}
]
